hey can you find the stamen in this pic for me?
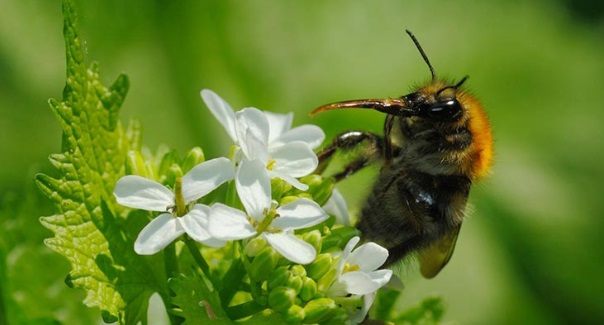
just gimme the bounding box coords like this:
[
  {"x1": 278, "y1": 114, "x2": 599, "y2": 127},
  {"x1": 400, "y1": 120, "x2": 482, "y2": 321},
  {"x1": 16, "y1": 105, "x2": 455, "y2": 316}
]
[
  {"x1": 266, "y1": 159, "x2": 277, "y2": 170},
  {"x1": 174, "y1": 177, "x2": 187, "y2": 217},
  {"x1": 343, "y1": 263, "x2": 361, "y2": 273}
]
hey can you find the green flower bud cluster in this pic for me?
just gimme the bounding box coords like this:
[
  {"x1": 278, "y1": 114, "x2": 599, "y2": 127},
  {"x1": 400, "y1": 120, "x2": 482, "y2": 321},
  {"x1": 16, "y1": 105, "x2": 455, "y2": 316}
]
[
  {"x1": 271, "y1": 175, "x2": 334, "y2": 206},
  {"x1": 126, "y1": 146, "x2": 205, "y2": 186},
  {"x1": 243, "y1": 233, "x2": 362, "y2": 324}
]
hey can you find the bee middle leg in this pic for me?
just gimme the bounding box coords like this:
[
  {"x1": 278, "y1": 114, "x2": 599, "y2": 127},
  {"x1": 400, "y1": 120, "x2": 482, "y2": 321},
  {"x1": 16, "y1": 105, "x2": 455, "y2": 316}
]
[{"x1": 316, "y1": 131, "x2": 385, "y2": 181}]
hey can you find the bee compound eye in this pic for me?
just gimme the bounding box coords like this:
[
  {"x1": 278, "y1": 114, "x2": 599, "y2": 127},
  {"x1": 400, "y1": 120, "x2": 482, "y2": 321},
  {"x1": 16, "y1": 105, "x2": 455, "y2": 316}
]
[{"x1": 427, "y1": 99, "x2": 462, "y2": 121}]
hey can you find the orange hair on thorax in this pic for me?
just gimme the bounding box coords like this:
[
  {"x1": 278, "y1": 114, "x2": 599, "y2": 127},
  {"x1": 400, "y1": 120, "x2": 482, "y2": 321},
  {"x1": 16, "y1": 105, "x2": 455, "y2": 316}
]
[{"x1": 459, "y1": 93, "x2": 493, "y2": 180}]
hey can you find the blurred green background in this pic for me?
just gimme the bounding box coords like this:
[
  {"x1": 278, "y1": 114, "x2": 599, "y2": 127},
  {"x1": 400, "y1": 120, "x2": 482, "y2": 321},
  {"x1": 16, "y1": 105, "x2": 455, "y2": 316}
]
[{"x1": 1, "y1": 0, "x2": 603, "y2": 323}]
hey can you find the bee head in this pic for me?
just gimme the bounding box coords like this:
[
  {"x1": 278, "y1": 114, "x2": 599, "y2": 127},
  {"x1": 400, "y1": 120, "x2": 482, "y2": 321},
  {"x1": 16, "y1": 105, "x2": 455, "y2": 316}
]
[{"x1": 403, "y1": 76, "x2": 469, "y2": 123}]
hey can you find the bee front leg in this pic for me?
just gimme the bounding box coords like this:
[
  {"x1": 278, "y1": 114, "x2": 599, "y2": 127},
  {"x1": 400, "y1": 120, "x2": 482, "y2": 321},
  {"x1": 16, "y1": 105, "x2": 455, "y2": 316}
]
[{"x1": 316, "y1": 131, "x2": 385, "y2": 181}]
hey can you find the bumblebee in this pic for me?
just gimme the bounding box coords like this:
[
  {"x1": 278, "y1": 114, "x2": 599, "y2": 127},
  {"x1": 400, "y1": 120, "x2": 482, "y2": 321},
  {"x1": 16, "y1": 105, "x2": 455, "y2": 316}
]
[{"x1": 312, "y1": 30, "x2": 493, "y2": 278}]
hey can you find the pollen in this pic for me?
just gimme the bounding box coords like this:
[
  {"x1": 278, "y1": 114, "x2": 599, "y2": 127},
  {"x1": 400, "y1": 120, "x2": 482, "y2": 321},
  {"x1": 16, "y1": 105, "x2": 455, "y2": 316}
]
[
  {"x1": 266, "y1": 159, "x2": 277, "y2": 170},
  {"x1": 343, "y1": 263, "x2": 361, "y2": 273}
]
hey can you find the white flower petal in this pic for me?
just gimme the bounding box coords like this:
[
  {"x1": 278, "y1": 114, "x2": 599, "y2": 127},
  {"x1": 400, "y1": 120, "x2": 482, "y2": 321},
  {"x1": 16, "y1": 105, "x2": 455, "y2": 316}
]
[
  {"x1": 269, "y1": 171, "x2": 309, "y2": 191},
  {"x1": 180, "y1": 205, "x2": 211, "y2": 242},
  {"x1": 264, "y1": 111, "x2": 293, "y2": 143},
  {"x1": 271, "y1": 142, "x2": 318, "y2": 177},
  {"x1": 208, "y1": 203, "x2": 256, "y2": 240},
  {"x1": 236, "y1": 159, "x2": 271, "y2": 221},
  {"x1": 134, "y1": 213, "x2": 184, "y2": 255},
  {"x1": 272, "y1": 124, "x2": 325, "y2": 149},
  {"x1": 264, "y1": 231, "x2": 317, "y2": 264},
  {"x1": 114, "y1": 175, "x2": 174, "y2": 212},
  {"x1": 240, "y1": 130, "x2": 269, "y2": 163},
  {"x1": 236, "y1": 108, "x2": 270, "y2": 161},
  {"x1": 339, "y1": 271, "x2": 381, "y2": 295},
  {"x1": 368, "y1": 269, "x2": 393, "y2": 288},
  {"x1": 147, "y1": 293, "x2": 170, "y2": 325},
  {"x1": 201, "y1": 237, "x2": 228, "y2": 248},
  {"x1": 200, "y1": 89, "x2": 238, "y2": 142},
  {"x1": 347, "y1": 242, "x2": 389, "y2": 272},
  {"x1": 272, "y1": 198, "x2": 328, "y2": 230},
  {"x1": 343, "y1": 236, "x2": 360, "y2": 260},
  {"x1": 323, "y1": 189, "x2": 351, "y2": 226},
  {"x1": 182, "y1": 157, "x2": 235, "y2": 203},
  {"x1": 338, "y1": 236, "x2": 360, "y2": 274}
]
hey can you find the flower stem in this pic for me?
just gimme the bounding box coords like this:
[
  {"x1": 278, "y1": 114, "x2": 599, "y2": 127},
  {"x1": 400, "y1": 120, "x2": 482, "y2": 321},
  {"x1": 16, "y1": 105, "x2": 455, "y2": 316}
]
[
  {"x1": 220, "y1": 242, "x2": 246, "y2": 307},
  {"x1": 225, "y1": 179, "x2": 238, "y2": 208},
  {"x1": 184, "y1": 236, "x2": 210, "y2": 276},
  {"x1": 164, "y1": 242, "x2": 179, "y2": 279}
]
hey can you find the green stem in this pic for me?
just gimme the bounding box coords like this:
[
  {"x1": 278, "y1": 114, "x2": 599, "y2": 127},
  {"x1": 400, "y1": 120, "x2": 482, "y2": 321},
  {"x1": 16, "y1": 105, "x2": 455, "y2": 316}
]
[
  {"x1": 225, "y1": 179, "x2": 238, "y2": 208},
  {"x1": 226, "y1": 301, "x2": 266, "y2": 320},
  {"x1": 164, "y1": 242, "x2": 179, "y2": 279},
  {"x1": 220, "y1": 242, "x2": 246, "y2": 306},
  {"x1": 184, "y1": 236, "x2": 210, "y2": 276}
]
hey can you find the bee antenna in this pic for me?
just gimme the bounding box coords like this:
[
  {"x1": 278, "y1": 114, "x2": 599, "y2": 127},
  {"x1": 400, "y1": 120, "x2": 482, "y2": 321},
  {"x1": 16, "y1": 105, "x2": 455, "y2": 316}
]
[
  {"x1": 454, "y1": 75, "x2": 469, "y2": 88},
  {"x1": 405, "y1": 29, "x2": 436, "y2": 81}
]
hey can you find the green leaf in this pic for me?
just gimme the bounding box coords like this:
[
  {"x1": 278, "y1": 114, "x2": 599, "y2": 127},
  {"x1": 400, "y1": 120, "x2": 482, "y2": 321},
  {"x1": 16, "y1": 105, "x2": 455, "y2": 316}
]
[
  {"x1": 370, "y1": 288, "x2": 401, "y2": 321},
  {"x1": 393, "y1": 296, "x2": 445, "y2": 324},
  {"x1": 35, "y1": 1, "x2": 164, "y2": 322},
  {"x1": 170, "y1": 271, "x2": 231, "y2": 324}
]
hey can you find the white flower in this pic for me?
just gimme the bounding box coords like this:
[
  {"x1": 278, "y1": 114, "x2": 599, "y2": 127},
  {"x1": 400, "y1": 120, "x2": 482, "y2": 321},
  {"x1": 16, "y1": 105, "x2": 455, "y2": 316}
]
[
  {"x1": 328, "y1": 236, "x2": 392, "y2": 323},
  {"x1": 200, "y1": 89, "x2": 324, "y2": 190},
  {"x1": 113, "y1": 158, "x2": 234, "y2": 255},
  {"x1": 323, "y1": 188, "x2": 351, "y2": 226},
  {"x1": 207, "y1": 159, "x2": 328, "y2": 264},
  {"x1": 332, "y1": 236, "x2": 392, "y2": 295}
]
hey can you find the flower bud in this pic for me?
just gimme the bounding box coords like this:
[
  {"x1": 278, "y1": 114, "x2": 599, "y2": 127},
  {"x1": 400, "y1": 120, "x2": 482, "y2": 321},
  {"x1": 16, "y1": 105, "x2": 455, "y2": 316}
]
[
  {"x1": 244, "y1": 236, "x2": 267, "y2": 257},
  {"x1": 287, "y1": 275, "x2": 304, "y2": 294},
  {"x1": 268, "y1": 287, "x2": 296, "y2": 312},
  {"x1": 317, "y1": 268, "x2": 337, "y2": 292},
  {"x1": 250, "y1": 247, "x2": 279, "y2": 282},
  {"x1": 271, "y1": 178, "x2": 293, "y2": 200},
  {"x1": 279, "y1": 195, "x2": 300, "y2": 206},
  {"x1": 301, "y1": 175, "x2": 335, "y2": 206},
  {"x1": 268, "y1": 266, "x2": 291, "y2": 290},
  {"x1": 181, "y1": 147, "x2": 205, "y2": 173},
  {"x1": 157, "y1": 150, "x2": 178, "y2": 179},
  {"x1": 300, "y1": 174, "x2": 323, "y2": 187},
  {"x1": 162, "y1": 163, "x2": 183, "y2": 186},
  {"x1": 290, "y1": 265, "x2": 307, "y2": 278},
  {"x1": 303, "y1": 298, "x2": 337, "y2": 323},
  {"x1": 126, "y1": 150, "x2": 148, "y2": 177},
  {"x1": 301, "y1": 230, "x2": 322, "y2": 253},
  {"x1": 323, "y1": 308, "x2": 349, "y2": 325},
  {"x1": 297, "y1": 193, "x2": 313, "y2": 200},
  {"x1": 285, "y1": 305, "x2": 305, "y2": 324},
  {"x1": 321, "y1": 226, "x2": 361, "y2": 251},
  {"x1": 305, "y1": 253, "x2": 333, "y2": 280},
  {"x1": 299, "y1": 277, "x2": 317, "y2": 302}
]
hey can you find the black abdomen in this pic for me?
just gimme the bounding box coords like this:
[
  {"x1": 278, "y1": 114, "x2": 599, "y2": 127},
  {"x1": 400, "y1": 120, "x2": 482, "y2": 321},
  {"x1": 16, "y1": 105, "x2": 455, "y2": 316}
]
[{"x1": 357, "y1": 167, "x2": 471, "y2": 265}]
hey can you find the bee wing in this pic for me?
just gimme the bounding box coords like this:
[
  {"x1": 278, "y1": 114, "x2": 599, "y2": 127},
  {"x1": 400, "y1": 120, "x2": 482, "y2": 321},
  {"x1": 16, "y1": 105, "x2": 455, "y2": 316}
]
[{"x1": 418, "y1": 224, "x2": 461, "y2": 279}]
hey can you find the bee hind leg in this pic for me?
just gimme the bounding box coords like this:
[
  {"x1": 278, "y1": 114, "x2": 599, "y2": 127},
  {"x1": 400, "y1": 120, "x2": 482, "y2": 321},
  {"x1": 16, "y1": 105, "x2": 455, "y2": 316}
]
[{"x1": 316, "y1": 131, "x2": 385, "y2": 180}]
